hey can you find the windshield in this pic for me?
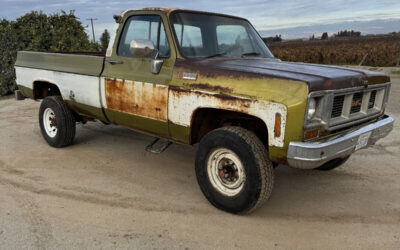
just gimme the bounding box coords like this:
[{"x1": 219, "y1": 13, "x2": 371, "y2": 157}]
[{"x1": 170, "y1": 12, "x2": 274, "y2": 59}]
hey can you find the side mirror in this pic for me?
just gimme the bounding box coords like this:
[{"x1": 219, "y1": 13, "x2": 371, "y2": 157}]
[{"x1": 130, "y1": 39, "x2": 155, "y2": 57}]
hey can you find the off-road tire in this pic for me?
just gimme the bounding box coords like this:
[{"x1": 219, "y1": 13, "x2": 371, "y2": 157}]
[
  {"x1": 39, "y1": 96, "x2": 76, "y2": 148},
  {"x1": 195, "y1": 126, "x2": 274, "y2": 214},
  {"x1": 314, "y1": 156, "x2": 350, "y2": 171}
]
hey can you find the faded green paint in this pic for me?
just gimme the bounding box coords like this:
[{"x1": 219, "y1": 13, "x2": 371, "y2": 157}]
[
  {"x1": 171, "y1": 66, "x2": 309, "y2": 152},
  {"x1": 269, "y1": 96, "x2": 308, "y2": 162},
  {"x1": 172, "y1": 66, "x2": 309, "y2": 106},
  {"x1": 15, "y1": 51, "x2": 104, "y2": 76},
  {"x1": 102, "y1": 10, "x2": 177, "y2": 83},
  {"x1": 17, "y1": 85, "x2": 34, "y2": 99},
  {"x1": 64, "y1": 100, "x2": 107, "y2": 122},
  {"x1": 106, "y1": 109, "x2": 169, "y2": 138},
  {"x1": 168, "y1": 122, "x2": 190, "y2": 143}
]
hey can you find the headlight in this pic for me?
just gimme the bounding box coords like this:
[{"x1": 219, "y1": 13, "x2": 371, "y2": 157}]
[{"x1": 307, "y1": 98, "x2": 317, "y2": 120}]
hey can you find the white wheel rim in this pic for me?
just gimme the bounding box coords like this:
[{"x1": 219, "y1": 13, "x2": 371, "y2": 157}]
[
  {"x1": 43, "y1": 108, "x2": 57, "y2": 138},
  {"x1": 206, "y1": 148, "x2": 246, "y2": 196}
]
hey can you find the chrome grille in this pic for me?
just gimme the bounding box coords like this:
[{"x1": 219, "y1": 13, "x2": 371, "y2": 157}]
[
  {"x1": 305, "y1": 82, "x2": 390, "y2": 134},
  {"x1": 327, "y1": 85, "x2": 388, "y2": 130},
  {"x1": 331, "y1": 95, "x2": 345, "y2": 118}
]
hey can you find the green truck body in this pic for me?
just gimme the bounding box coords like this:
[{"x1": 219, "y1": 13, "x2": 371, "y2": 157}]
[{"x1": 14, "y1": 8, "x2": 394, "y2": 213}]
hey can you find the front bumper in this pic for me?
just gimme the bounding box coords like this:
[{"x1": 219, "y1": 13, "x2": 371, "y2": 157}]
[{"x1": 287, "y1": 116, "x2": 394, "y2": 169}]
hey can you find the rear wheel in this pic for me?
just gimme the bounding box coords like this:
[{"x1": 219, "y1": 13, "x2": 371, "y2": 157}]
[
  {"x1": 314, "y1": 156, "x2": 350, "y2": 171},
  {"x1": 39, "y1": 96, "x2": 76, "y2": 148},
  {"x1": 195, "y1": 126, "x2": 274, "y2": 214}
]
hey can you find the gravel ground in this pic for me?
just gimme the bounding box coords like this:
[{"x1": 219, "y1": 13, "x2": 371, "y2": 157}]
[{"x1": 0, "y1": 69, "x2": 399, "y2": 249}]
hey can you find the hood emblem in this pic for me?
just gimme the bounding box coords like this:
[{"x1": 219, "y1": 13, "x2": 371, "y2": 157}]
[{"x1": 178, "y1": 72, "x2": 197, "y2": 81}]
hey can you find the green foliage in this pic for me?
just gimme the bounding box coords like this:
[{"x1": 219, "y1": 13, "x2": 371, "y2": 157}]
[
  {"x1": 262, "y1": 35, "x2": 282, "y2": 44},
  {"x1": 100, "y1": 29, "x2": 110, "y2": 52},
  {"x1": 0, "y1": 19, "x2": 18, "y2": 95},
  {"x1": 0, "y1": 10, "x2": 99, "y2": 96},
  {"x1": 321, "y1": 32, "x2": 328, "y2": 40},
  {"x1": 335, "y1": 30, "x2": 361, "y2": 37}
]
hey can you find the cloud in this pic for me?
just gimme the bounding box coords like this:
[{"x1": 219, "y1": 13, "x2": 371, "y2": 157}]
[
  {"x1": 1, "y1": 0, "x2": 399, "y2": 40},
  {"x1": 259, "y1": 18, "x2": 400, "y2": 39}
]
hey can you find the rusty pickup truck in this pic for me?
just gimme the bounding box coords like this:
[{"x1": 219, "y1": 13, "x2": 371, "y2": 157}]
[{"x1": 14, "y1": 8, "x2": 394, "y2": 214}]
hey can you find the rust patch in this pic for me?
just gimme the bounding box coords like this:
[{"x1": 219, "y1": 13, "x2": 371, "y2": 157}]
[
  {"x1": 105, "y1": 78, "x2": 168, "y2": 121},
  {"x1": 170, "y1": 86, "x2": 253, "y2": 116},
  {"x1": 183, "y1": 83, "x2": 233, "y2": 93}
]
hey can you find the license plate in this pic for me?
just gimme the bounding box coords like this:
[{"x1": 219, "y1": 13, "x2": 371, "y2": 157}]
[{"x1": 355, "y1": 132, "x2": 372, "y2": 151}]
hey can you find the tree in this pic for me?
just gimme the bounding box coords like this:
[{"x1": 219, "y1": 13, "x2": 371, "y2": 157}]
[
  {"x1": 336, "y1": 30, "x2": 361, "y2": 37},
  {"x1": 262, "y1": 35, "x2": 282, "y2": 44},
  {"x1": 47, "y1": 10, "x2": 92, "y2": 52},
  {"x1": 100, "y1": 29, "x2": 110, "y2": 52},
  {"x1": 309, "y1": 34, "x2": 315, "y2": 40},
  {"x1": 0, "y1": 11, "x2": 97, "y2": 96},
  {"x1": 0, "y1": 19, "x2": 18, "y2": 95},
  {"x1": 321, "y1": 32, "x2": 328, "y2": 40}
]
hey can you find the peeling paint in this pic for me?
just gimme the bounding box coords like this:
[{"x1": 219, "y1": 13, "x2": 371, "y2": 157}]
[
  {"x1": 105, "y1": 78, "x2": 168, "y2": 121},
  {"x1": 168, "y1": 87, "x2": 287, "y2": 147}
]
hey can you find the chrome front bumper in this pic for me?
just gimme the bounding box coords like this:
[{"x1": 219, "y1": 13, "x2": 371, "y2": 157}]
[{"x1": 287, "y1": 116, "x2": 394, "y2": 169}]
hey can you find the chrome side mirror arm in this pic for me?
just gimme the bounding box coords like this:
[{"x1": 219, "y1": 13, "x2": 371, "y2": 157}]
[{"x1": 151, "y1": 49, "x2": 164, "y2": 75}]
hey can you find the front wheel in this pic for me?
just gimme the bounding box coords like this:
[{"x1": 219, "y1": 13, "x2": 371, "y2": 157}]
[
  {"x1": 39, "y1": 96, "x2": 76, "y2": 148},
  {"x1": 195, "y1": 127, "x2": 274, "y2": 214}
]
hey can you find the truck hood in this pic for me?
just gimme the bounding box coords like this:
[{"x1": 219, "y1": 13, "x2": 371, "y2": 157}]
[{"x1": 175, "y1": 58, "x2": 390, "y2": 92}]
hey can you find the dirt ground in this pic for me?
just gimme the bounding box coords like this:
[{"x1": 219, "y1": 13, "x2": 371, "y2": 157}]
[{"x1": 0, "y1": 68, "x2": 399, "y2": 250}]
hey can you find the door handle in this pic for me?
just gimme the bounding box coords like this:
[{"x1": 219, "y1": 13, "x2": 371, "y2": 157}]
[{"x1": 106, "y1": 60, "x2": 124, "y2": 65}]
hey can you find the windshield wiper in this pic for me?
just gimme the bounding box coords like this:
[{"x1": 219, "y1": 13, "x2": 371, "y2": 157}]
[
  {"x1": 241, "y1": 52, "x2": 261, "y2": 57},
  {"x1": 205, "y1": 52, "x2": 227, "y2": 58}
]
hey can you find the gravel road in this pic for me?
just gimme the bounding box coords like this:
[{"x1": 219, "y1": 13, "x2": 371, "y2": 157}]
[{"x1": 0, "y1": 69, "x2": 399, "y2": 249}]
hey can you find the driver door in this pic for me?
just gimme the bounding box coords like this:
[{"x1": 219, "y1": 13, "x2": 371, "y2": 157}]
[{"x1": 102, "y1": 14, "x2": 175, "y2": 137}]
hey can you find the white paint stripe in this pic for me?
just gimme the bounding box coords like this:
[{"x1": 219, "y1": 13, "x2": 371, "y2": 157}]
[{"x1": 15, "y1": 66, "x2": 102, "y2": 108}]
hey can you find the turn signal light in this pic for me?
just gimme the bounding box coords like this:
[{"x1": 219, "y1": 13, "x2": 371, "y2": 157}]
[
  {"x1": 274, "y1": 113, "x2": 281, "y2": 137},
  {"x1": 304, "y1": 129, "x2": 319, "y2": 140}
]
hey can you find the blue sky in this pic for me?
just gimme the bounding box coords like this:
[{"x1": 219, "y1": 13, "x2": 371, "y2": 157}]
[{"x1": 0, "y1": 0, "x2": 399, "y2": 39}]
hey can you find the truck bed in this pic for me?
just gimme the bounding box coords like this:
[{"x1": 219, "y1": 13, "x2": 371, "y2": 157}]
[{"x1": 15, "y1": 51, "x2": 105, "y2": 77}]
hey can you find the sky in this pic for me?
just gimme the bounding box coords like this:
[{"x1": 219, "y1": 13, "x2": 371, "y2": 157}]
[{"x1": 0, "y1": 0, "x2": 399, "y2": 40}]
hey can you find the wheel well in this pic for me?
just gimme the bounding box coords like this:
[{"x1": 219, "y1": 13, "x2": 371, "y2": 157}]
[
  {"x1": 190, "y1": 108, "x2": 269, "y2": 148},
  {"x1": 33, "y1": 81, "x2": 61, "y2": 99}
]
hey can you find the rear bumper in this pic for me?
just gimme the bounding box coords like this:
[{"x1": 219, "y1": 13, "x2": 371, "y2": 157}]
[{"x1": 287, "y1": 116, "x2": 394, "y2": 169}]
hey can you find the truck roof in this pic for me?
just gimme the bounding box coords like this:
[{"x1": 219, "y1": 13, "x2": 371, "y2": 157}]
[{"x1": 118, "y1": 7, "x2": 246, "y2": 21}]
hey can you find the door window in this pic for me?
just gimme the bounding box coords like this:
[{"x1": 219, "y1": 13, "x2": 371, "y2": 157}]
[{"x1": 117, "y1": 15, "x2": 170, "y2": 58}]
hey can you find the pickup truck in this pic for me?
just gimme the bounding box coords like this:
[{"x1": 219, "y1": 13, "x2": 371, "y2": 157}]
[{"x1": 14, "y1": 8, "x2": 394, "y2": 214}]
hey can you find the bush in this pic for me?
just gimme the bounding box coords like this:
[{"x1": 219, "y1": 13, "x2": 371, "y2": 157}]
[{"x1": 0, "y1": 10, "x2": 99, "y2": 96}]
